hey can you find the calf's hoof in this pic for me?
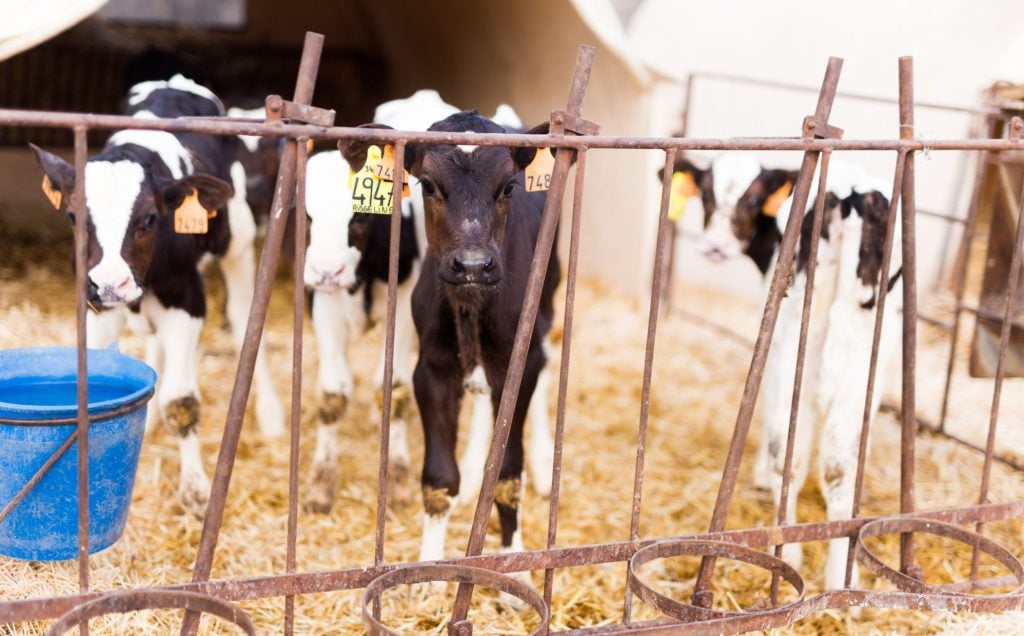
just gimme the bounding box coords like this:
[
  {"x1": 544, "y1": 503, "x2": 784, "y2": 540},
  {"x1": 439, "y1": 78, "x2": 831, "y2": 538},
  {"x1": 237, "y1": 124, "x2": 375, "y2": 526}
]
[
  {"x1": 179, "y1": 482, "x2": 210, "y2": 520},
  {"x1": 305, "y1": 463, "x2": 337, "y2": 514}
]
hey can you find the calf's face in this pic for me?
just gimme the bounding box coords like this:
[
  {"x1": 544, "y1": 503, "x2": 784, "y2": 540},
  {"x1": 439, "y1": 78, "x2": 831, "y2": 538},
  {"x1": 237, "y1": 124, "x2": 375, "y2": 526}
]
[
  {"x1": 30, "y1": 144, "x2": 231, "y2": 308},
  {"x1": 340, "y1": 112, "x2": 549, "y2": 304}
]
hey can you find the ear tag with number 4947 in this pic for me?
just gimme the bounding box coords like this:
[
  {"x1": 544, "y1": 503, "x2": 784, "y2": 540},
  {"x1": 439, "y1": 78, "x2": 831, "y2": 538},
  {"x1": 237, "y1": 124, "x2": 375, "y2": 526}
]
[{"x1": 350, "y1": 145, "x2": 409, "y2": 215}]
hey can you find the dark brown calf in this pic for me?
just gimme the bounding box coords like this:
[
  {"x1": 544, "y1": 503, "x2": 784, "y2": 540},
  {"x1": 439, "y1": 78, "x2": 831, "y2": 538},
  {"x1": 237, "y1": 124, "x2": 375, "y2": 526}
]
[{"x1": 341, "y1": 111, "x2": 562, "y2": 575}]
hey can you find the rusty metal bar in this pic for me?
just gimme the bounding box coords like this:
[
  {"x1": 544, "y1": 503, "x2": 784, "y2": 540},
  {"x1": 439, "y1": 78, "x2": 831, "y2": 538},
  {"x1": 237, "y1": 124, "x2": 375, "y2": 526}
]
[
  {"x1": 181, "y1": 31, "x2": 325, "y2": 636},
  {"x1": 284, "y1": 137, "x2": 310, "y2": 635},
  {"x1": 4, "y1": 501, "x2": 1022, "y2": 627},
  {"x1": 72, "y1": 124, "x2": 90, "y2": 636},
  {"x1": 844, "y1": 148, "x2": 908, "y2": 586},
  {"x1": 46, "y1": 591, "x2": 257, "y2": 636},
  {"x1": 622, "y1": 147, "x2": 678, "y2": 623},
  {"x1": 693, "y1": 55, "x2": 843, "y2": 609},
  {"x1": 771, "y1": 150, "x2": 833, "y2": 602},
  {"x1": 450, "y1": 43, "x2": 596, "y2": 629},
  {"x1": 369, "y1": 137, "x2": 407, "y2": 621},
  {"x1": 898, "y1": 56, "x2": 919, "y2": 577},
  {"x1": 962, "y1": 304, "x2": 1024, "y2": 331},
  {"x1": 542, "y1": 146, "x2": 590, "y2": 630},
  {"x1": 905, "y1": 410, "x2": 1024, "y2": 472},
  {"x1": 6, "y1": 108, "x2": 1024, "y2": 153},
  {"x1": 969, "y1": 172, "x2": 1024, "y2": 581}
]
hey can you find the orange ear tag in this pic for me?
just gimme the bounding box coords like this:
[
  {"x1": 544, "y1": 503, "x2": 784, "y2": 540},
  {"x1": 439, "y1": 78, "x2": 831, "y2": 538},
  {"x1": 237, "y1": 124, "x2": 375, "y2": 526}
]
[
  {"x1": 42, "y1": 175, "x2": 62, "y2": 209},
  {"x1": 525, "y1": 147, "x2": 554, "y2": 192},
  {"x1": 668, "y1": 171, "x2": 698, "y2": 222},
  {"x1": 174, "y1": 189, "x2": 210, "y2": 234},
  {"x1": 373, "y1": 144, "x2": 411, "y2": 197},
  {"x1": 763, "y1": 181, "x2": 794, "y2": 218}
]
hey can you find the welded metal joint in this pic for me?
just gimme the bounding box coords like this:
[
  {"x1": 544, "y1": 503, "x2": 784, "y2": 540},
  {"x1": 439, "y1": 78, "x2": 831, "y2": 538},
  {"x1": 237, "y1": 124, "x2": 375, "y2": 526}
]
[
  {"x1": 264, "y1": 94, "x2": 336, "y2": 127},
  {"x1": 802, "y1": 114, "x2": 844, "y2": 139}
]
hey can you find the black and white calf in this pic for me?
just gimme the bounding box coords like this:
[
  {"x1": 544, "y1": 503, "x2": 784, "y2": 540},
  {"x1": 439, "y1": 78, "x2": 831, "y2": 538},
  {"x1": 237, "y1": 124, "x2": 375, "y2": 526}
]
[
  {"x1": 302, "y1": 90, "x2": 551, "y2": 514},
  {"x1": 31, "y1": 75, "x2": 284, "y2": 517},
  {"x1": 731, "y1": 163, "x2": 902, "y2": 591},
  {"x1": 340, "y1": 111, "x2": 562, "y2": 582}
]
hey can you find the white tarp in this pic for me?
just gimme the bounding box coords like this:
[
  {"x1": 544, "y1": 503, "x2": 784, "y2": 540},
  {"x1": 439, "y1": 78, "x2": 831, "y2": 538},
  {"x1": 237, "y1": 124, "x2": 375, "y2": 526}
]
[{"x1": 0, "y1": 0, "x2": 106, "y2": 61}]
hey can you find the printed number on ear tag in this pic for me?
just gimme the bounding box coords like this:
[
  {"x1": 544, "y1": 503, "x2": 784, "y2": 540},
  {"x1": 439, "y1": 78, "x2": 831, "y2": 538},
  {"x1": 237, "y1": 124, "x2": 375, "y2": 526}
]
[
  {"x1": 41, "y1": 175, "x2": 62, "y2": 209},
  {"x1": 350, "y1": 144, "x2": 404, "y2": 215},
  {"x1": 525, "y1": 147, "x2": 554, "y2": 192},
  {"x1": 174, "y1": 189, "x2": 210, "y2": 234}
]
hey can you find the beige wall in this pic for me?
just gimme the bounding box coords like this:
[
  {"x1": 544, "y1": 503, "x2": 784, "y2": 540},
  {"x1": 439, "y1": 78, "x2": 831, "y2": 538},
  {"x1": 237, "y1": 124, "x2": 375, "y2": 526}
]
[{"x1": 359, "y1": 0, "x2": 657, "y2": 294}]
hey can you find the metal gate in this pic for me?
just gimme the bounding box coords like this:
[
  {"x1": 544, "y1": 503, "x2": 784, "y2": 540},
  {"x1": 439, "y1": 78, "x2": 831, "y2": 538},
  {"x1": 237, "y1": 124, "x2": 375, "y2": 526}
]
[{"x1": 1, "y1": 32, "x2": 1023, "y2": 635}]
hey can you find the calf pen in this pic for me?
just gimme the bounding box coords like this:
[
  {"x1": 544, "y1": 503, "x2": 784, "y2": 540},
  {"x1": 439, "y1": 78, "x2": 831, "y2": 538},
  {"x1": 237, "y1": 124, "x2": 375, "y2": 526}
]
[{"x1": 0, "y1": 32, "x2": 1023, "y2": 634}]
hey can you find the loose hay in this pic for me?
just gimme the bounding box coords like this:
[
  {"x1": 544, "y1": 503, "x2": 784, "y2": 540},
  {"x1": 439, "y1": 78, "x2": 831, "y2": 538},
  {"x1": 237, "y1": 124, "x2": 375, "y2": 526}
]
[{"x1": 1, "y1": 239, "x2": 1022, "y2": 635}]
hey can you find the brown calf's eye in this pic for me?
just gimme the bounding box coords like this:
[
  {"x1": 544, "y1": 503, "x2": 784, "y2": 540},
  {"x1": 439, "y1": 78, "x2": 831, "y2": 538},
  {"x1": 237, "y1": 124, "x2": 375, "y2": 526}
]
[
  {"x1": 502, "y1": 181, "x2": 515, "y2": 198},
  {"x1": 420, "y1": 178, "x2": 436, "y2": 197}
]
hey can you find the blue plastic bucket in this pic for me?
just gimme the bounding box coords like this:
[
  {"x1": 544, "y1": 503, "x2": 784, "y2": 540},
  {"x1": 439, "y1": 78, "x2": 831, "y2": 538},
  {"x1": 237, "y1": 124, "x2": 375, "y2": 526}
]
[{"x1": 0, "y1": 346, "x2": 156, "y2": 560}]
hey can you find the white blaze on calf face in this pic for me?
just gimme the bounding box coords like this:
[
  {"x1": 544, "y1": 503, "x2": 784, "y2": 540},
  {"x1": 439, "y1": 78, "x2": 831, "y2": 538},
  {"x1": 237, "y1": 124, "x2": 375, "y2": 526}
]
[
  {"x1": 84, "y1": 160, "x2": 146, "y2": 304},
  {"x1": 303, "y1": 151, "x2": 361, "y2": 291},
  {"x1": 107, "y1": 129, "x2": 194, "y2": 179},
  {"x1": 700, "y1": 154, "x2": 763, "y2": 259}
]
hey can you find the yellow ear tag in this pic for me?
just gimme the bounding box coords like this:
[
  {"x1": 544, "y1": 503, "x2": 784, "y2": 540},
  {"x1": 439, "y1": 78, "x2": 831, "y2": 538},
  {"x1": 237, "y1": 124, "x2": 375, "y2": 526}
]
[
  {"x1": 350, "y1": 145, "x2": 396, "y2": 215},
  {"x1": 762, "y1": 181, "x2": 794, "y2": 218},
  {"x1": 373, "y1": 144, "x2": 411, "y2": 196},
  {"x1": 668, "y1": 171, "x2": 698, "y2": 222},
  {"x1": 174, "y1": 189, "x2": 210, "y2": 234},
  {"x1": 42, "y1": 175, "x2": 62, "y2": 209},
  {"x1": 525, "y1": 147, "x2": 554, "y2": 192}
]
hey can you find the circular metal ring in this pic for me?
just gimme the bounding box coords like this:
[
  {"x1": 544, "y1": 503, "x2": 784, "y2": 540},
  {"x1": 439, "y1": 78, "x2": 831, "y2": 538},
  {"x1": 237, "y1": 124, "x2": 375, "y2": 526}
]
[
  {"x1": 361, "y1": 564, "x2": 550, "y2": 635},
  {"x1": 627, "y1": 539, "x2": 806, "y2": 621},
  {"x1": 46, "y1": 590, "x2": 256, "y2": 635},
  {"x1": 857, "y1": 517, "x2": 1024, "y2": 595}
]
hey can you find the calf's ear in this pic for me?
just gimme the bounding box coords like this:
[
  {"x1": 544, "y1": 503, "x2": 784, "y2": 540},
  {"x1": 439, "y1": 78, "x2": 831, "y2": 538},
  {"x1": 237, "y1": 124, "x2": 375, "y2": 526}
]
[
  {"x1": 159, "y1": 174, "x2": 233, "y2": 215},
  {"x1": 512, "y1": 121, "x2": 578, "y2": 171},
  {"x1": 29, "y1": 144, "x2": 76, "y2": 210},
  {"x1": 338, "y1": 123, "x2": 420, "y2": 174}
]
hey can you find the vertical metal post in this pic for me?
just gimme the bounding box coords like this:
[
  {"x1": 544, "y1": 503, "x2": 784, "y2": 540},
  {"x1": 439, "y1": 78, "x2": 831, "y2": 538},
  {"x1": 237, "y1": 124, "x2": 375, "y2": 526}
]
[
  {"x1": 770, "y1": 150, "x2": 832, "y2": 603},
  {"x1": 661, "y1": 72, "x2": 696, "y2": 314},
  {"x1": 623, "y1": 146, "x2": 677, "y2": 623},
  {"x1": 284, "y1": 137, "x2": 310, "y2": 635},
  {"x1": 73, "y1": 124, "x2": 90, "y2": 636},
  {"x1": 844, "y1": 150, "x2": 908, "y2": 586},
  {"x1": 182, "y1": 31, "x2": 324, "y2": 636},
  {"x1": 450, "y1": 44, "x2": 595, "y2": 629},
  {"x1": 541, "y1": 146, "x2": 589, "y2": 634},
  {"x1": 370, "y1": 138, "x2": 406, "y2": 620},
  {"x1": 898, "y1": 55, "x2": 919, "y2": 576},
  {"x1": 693, "y1": 57, "x2": 843, "y2": 608}
]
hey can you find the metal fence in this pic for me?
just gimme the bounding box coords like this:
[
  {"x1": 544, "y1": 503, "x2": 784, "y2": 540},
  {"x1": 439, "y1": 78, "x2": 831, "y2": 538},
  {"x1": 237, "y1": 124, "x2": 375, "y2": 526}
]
[{"x1": 1, "y1": 32, "x2": 1023, "y2": 635}]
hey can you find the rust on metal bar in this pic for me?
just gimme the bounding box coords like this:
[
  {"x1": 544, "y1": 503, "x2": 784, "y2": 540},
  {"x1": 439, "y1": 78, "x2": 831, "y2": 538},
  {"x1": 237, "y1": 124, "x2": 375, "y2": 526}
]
[
  {"x1": 898, "y1": 55, "x2": 920, "y2": 578},
  {"x1": 542, "y1": 146, "x2": 590, "y2": 630},
  {"x1": 72, "y1": 125, "x2": 90, "y2": 618},
  {"x1": 845, "y1": 148, "x2": 909, "y2": 586},
  {"x1": 181, "y1": 31, "x2": 325, "y2": 636},
  {"x1": 284, "y1": 137, "x2": 311, "y2": 634},
  {"x1": 3, "y1": 502, "x2": 1023, "y2": 626},
  {"x1": 772, "y1": 150, "x2": 834, "y2": 602},
  {"x1": 693, "y1": 55, "x2": 844, "y2": 609},
  {"x1": 46, "y1": 591, "x2": 256, "y2": 636},
  {"x1": 622, "y1": 146, "x2": 678, "y2": 624},
  {"x1": 369, "y1": 137, "x2": 407, "y2": 621},
  {"x1": 450, "y1": 43, "x2": 597, "y2": 630}
]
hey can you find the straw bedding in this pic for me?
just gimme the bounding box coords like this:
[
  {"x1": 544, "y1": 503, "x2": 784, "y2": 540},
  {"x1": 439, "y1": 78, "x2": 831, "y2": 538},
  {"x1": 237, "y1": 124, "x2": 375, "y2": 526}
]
[{"x1": 1, "y1": 239, "x2": 1022, "y2": 635}]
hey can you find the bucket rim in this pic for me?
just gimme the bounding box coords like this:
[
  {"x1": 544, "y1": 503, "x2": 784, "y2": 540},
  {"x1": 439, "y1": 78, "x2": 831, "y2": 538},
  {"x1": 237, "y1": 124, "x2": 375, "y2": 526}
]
[{"x1": 0, "y1": 346, "x2": 157, "y2": 425}]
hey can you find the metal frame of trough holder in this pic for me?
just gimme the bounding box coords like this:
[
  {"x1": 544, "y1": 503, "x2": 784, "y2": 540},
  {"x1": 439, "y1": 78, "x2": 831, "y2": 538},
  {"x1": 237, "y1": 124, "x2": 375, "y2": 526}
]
[{"x1": 0, "y1": 31, "x2": 1023, "y2": 635}]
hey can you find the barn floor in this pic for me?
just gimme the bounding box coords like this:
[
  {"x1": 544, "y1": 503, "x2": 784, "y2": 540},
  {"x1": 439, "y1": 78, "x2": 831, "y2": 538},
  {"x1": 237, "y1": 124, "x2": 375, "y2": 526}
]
[{"x1": 1, "y1": 239, "x2": 1023, "y2": 635}]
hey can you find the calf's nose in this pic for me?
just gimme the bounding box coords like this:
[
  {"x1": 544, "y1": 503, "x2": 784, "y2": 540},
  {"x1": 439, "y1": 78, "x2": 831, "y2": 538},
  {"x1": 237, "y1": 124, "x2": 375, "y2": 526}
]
[{"x1": 449, "y1": 249, "x2": 498, "y2": 284}]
